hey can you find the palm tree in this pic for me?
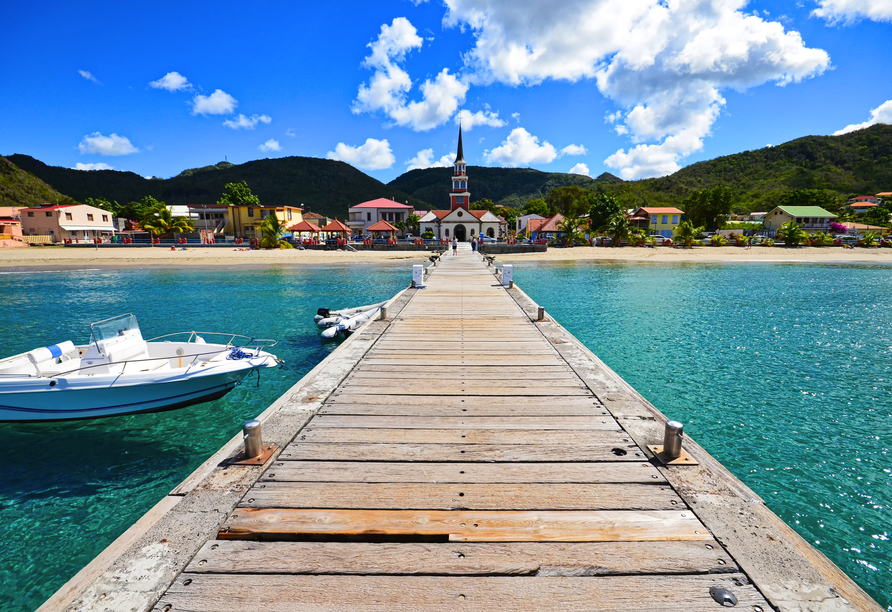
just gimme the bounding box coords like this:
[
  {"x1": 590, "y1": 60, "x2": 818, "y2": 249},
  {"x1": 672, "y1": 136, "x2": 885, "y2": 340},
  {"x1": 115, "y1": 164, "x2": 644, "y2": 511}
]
[
  {"x1": 673, "y1": 220, "x2": 704, "y2": 248},
  {"x1": 141, "y1": 207, "x2": 195, "y2": 240},
  {"x1": 858, "y1": 232, "x2": 878, "y2": 247},
  {"x1": 259, "y1": 213, "x2": 291, "y2": 249},
  {"x1": 777, "y1": 221, "x2": 808, "y2": 246},
  {"x1": 598, "y1": 213, "x2": 633, "y2": 247},
  {"x1": 555, "y1": 215, "x2": 585, "y2": 247}
]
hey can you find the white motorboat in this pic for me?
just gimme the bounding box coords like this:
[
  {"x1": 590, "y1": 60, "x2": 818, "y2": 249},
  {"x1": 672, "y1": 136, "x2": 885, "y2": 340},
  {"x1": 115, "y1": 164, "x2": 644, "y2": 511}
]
[{"x1": 0, "y1": 314, "x2": 280, "y2": 422}]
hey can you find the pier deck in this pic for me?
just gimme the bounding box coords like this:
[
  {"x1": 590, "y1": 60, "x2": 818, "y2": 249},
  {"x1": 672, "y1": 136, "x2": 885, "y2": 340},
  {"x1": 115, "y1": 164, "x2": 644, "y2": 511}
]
[{"x1": 47, "y1": 249, "x2": 882, "y2": 611}]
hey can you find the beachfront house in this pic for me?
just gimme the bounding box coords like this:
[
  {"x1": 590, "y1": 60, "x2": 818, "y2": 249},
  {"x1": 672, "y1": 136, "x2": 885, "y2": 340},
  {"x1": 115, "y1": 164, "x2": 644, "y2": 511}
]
[
  {"x1": 763, "y1": 206, "x2": 836, "y2": 234},
  {"x1": 527, "y1": 214, "x2": 565, "y2": 242},
  {"x1": 347, "y1": 198, "x2": 414, "y2": 239},
  {"x1": 0, "y1": 207, "x2": 23, "y2": 244},
  {"x1": 517, "y1": 214, "x2": 545, "y2": 233},
  {"x1": 631, "y1": 207, "x2": 685, "y2": 238},
  {"x1": 225, "y1": 204, "x2": 303, "y2": 240},
  {"x1": 19, "y1": 203, "x2": 115, "y2": 243}
]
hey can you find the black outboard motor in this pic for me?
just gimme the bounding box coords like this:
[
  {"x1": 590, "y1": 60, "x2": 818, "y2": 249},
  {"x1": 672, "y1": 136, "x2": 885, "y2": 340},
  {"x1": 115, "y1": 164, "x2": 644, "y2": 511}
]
[{"x1": 317, "y1": 308, "x2": 331, "y2": 318}]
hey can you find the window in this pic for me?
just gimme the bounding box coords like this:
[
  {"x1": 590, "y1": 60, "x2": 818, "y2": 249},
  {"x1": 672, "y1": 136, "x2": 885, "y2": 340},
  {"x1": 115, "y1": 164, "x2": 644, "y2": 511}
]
[
  {"x1": 662, "y1": 215, "x2": 668, "y2": 224},
  {"x1": 367, "y1": 212, "x2": 371, "y2": 221},
  {"x1": 651, "y1": 217, "x2": 657, "y2": 224},
  {"x1": 248, "y1": 208, "x2": 254, "y2": 217},
  {"x1": 672, "y1": 215, "x2": 678, "y2": 224},
  {"x1": 456, "y1": 196, "x2": 465, "y2": 204},
  {"x1": 102, "y1": 215, "x2": 108, "y2": 222},
  {"x1": 27, "y1": 212, "x2": 34, "y2": 217},
  {"x1": 46, "y1": 211, "x2": 53, "y2": 217},
  {"x1": 87, "y1": 214, "x2": 93, "y2": 221},
  {"x1": 287, "y1": 210, "x2": 292, "y2": 221},
  {"x1": 445, "y1": 229, "x2": 450, "y2": 237}
]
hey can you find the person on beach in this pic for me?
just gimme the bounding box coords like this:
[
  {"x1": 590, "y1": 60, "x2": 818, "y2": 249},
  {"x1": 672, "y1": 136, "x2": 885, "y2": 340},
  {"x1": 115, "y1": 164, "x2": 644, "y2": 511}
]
[{"x1": 452, "y1": 237, "x2": 458, "y2": 254}]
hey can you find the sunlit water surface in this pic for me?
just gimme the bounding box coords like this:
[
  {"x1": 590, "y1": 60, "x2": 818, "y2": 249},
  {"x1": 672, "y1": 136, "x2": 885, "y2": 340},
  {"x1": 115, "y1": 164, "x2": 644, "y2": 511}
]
[
  {"x1": 516, "y1": 260, "x2": 891, "y2": 608},
  {"x1": 1, "y1": 261, "x2": 890, "y2": 609}
]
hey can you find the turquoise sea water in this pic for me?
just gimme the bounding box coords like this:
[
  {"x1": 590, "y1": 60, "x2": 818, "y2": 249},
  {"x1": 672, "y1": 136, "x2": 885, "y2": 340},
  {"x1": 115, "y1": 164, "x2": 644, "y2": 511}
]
[
  {"x1": 517, "y1": 261, "x2": 891, "y2": 608},
  {"x1": 0, "y1": 261, "x2": 889, "y2": 610},
  {"x1": 0, "y1": 264, "x2": 408, "y2": 612}
]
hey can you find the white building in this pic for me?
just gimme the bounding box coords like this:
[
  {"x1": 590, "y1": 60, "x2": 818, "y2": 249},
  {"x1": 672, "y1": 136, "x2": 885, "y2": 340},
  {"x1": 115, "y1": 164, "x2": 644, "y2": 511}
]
[
  {"x1": 20, "y1": 204, "x2": 115, "y2": 243},
  {"x1": 347, "y1": 198, "x2": 415, "y2": 238},
  {"x1": 418, "y1": 127, "x2": 505, "y2": 241}
]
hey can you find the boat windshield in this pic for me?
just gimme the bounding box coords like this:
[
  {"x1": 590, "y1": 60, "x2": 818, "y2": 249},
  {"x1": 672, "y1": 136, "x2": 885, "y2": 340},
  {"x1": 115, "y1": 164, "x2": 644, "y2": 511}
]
[{"x1": 90, "y1": 314, "x2": 141, "y2": 344}]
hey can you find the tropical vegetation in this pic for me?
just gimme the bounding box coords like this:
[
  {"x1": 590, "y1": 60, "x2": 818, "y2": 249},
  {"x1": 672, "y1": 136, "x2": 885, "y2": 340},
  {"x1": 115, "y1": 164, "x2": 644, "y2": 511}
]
[
  {"x1": 259, "y1": 213, "x2": 292, "y2": 249},
  {"x1": 599, "y1": 213, "x2": 634, "y2": 247},
  {"x1": 673, "y1": 220, "x2": 704, "y2": 248},
  {"x1": 776, "y1": 221, "x2": 808, "y2": 246},
  {"x1": 140, "y1": 206, "x2": 195, "y2": 238}
]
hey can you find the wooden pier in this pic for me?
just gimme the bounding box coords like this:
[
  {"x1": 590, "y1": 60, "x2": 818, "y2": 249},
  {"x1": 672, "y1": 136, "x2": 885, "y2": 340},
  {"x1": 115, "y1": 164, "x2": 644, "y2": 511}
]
[{"x1": 46, "y1": 249, "x2": 882, "y2": 611}]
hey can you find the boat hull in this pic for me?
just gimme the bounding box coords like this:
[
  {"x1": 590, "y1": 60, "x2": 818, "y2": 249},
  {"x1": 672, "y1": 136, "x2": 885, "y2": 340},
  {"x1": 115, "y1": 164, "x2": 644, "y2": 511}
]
[{"x1": 0, "y1": 365, "x2": 259, "y2": 422}]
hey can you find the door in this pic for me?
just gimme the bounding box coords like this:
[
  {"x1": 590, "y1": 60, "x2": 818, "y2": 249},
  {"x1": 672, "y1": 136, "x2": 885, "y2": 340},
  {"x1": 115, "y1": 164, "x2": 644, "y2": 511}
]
[{"x1": 454, "y1": 224, "x2": 466, "y2": 241}]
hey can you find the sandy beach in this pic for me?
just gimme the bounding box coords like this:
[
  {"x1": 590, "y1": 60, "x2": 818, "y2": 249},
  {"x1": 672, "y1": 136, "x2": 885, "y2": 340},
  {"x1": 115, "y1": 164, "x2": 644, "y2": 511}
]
[{"x1": 2, "y1": 244, "x2": 892, "y2": 270}]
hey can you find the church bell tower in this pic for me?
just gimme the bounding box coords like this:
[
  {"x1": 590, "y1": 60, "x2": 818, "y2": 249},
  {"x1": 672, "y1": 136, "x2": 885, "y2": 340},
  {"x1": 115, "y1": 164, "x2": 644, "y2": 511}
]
[{"x1": 449, "y1": 126, "x2": 469, "y2": 211}]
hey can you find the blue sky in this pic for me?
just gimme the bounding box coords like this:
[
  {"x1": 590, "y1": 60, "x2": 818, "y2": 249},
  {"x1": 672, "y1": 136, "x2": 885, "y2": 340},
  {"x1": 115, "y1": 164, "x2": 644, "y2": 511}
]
[{"x1": 2, "y1": 0, "x2": 891, "y2": 185}]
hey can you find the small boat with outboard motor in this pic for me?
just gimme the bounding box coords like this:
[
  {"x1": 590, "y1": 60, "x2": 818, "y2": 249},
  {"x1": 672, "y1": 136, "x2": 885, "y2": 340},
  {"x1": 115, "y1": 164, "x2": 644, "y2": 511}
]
[
  {"x1": 319, "y1": 306, "x2": 380, "y2": 341},
  {"x1": 0, "y1": 314, "x2": 280, "y2": 422},
  {"x1": 315, "y1": 301, "x2": 386, "y2": 328}
]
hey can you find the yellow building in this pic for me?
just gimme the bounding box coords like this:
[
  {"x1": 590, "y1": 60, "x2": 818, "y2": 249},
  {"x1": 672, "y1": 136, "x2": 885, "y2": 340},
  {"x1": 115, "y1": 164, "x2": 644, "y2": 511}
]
[
  {"x1": 226, "y1": 205, "x2": 303, "y2": 239},
  {"x1": 632, "y1": 207, "x2": 685, "y2": 238}
]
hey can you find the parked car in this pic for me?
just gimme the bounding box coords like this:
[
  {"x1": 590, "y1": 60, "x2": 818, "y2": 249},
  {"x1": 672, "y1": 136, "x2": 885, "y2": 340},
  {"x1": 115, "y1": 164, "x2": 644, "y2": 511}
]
[
  {"x1": 833, "y1": 235, "x2": 858, "y2": 246},
  {"x1": 648, "y1": 234, "x2": 670, "y2": 245},
  {"x1": 481, "y1": 236, "x2": 497, "y2": 244}
]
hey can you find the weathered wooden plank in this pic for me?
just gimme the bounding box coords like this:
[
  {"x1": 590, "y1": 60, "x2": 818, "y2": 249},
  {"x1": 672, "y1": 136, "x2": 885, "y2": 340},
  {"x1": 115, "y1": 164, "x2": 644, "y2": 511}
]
[
  {"x1": 219, "y1": 509, "x2": 711, "y2": 542},
  {"x1": 335, "y1": 384, "x2": 592, "y2": 396},
  {"x1": 294, "y1": 428, "x2": 625, "y2": 444},
  {"x1": 261, "y1": 462, "x2": 667, "y2": 484},
  {"x1": 280, "y1": 442, "x2": 646, "y2": 462},
  {"x1": 309, "y1": 415, "x2": 617, "y2": 429},
  {"x1": 326, "y1": 394, "x2": 603, "y2": 408},
  {"x1": 318, "y1": 404, "x2": 608, "y2": 416},
  {"x1": 185, "y1": 540, "x2": 736, "y2": 575},
  {"x1": 241, "y1": 482, "x2": 681, "y2": 510},
  {"x1": 359, "y1": 357, "x2": 566, "y2": 366},
  {"x1": 157, "y1": 574, "x2": 767, "y2": 612}
]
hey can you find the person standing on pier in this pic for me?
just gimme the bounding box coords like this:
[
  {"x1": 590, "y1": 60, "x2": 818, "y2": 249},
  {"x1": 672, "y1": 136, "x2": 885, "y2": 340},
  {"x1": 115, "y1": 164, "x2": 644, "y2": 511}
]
[
  {"x1": 471, "y1": 237, "x2": 478, "y2": 252},
  {"x1": 452, "y1": 237, "x2": 458, "y2": 254}
]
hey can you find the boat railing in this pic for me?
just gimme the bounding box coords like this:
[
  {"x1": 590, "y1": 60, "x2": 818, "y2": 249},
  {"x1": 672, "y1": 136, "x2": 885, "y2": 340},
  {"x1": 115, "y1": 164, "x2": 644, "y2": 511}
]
[{"x1": 147, "y1": 332, "x2": 278, "y2": 353}]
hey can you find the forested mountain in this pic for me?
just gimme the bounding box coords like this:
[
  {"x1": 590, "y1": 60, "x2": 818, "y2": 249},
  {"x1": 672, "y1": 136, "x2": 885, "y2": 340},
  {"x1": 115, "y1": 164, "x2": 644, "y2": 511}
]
[
  {"x1": 5, "y1": 155, "x2": 424, "y2": 219},
  {"x1": 0, "y1": 156, "x2": 79, "y2": 208}
]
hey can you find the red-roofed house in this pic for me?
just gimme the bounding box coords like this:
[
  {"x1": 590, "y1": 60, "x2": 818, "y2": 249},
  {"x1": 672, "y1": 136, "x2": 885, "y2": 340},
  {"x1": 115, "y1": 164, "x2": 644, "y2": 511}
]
[
  {"x1": 631, "y1": 207, "x2": 685, "y2": 237},
  {"x1": 20, "y1": 203, "x2": 115, "y2": 243},
  {"x1": 417, "y1": 126, "x2": 506, "y2": 241},
  {"x1": 528, "y1": 214, "x2": 565, "y2": 241},
  {"x1": 348, "y1": 198, "x2": 414, "y2": 238},
  {"x1": 845, "y1": 201, "x2": 880, "y2": 214},
  {"x1": 848, "y1": 195, "x2": 879, "y2": 204}
]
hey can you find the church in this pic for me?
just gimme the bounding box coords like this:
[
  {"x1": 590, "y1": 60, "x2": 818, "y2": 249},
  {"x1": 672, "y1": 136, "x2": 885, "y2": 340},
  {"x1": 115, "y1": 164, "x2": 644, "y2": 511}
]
[{"x1": 418, "y1": 127, "x2": 505, "y2": 241}]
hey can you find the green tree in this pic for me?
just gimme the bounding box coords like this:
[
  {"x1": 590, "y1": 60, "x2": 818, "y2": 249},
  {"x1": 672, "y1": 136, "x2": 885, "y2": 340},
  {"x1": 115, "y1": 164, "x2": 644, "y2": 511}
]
[
  {"x1": 218, "y1": 181, "x2": 260, "y2": 207},
  {"x1": 523, "y1": 198, "x2": 552, "y2": 217},
  {"x1": 470, "y1": 198, "x2": 497, "y2": 212},
  {"x1": 259, "y1": 213, "x2": 291, "y2": 249},
  {"x1": 673, "y1": 220, "x2": 705, "y2": 248},
  {"x1": 406, "y1": 214, "x2": 421, "y2": 233},
  {"x1": 776, "y1": 221, "x2": 808, "y2": 246},
  {"x1": 119, "y1": 195, "x2": 164, "y2": 222},
  {"x1": 555, "y1": 215, "x2": 586, "y2": 247},
  {"x1": 598, "y1": 213, "x2": 633, "y2": 247},
  {"x1": 588, "y1": 193, "x2": 622, "y2": 232},
  {"x1": 682, "y1": 186, "x2": 732, "y2": 231},
  {"x1": 858, "y1": 232, "x2": 879, "y2": 247},
  {"x1": 141, "y1": 207, "x2": 194, "y2": 238},
  {"x1": 495, "y1": 206, "x2": 519, "y2": 230},
  {"x1": 546, "y1": 185, "x2": 591, "y2": 218},
  {"x1": 861, "y1": 206, "x2": 891, "y2": 227},
  {"x1": 85, "y1": 197, "x2": 122, "y2": 217}
]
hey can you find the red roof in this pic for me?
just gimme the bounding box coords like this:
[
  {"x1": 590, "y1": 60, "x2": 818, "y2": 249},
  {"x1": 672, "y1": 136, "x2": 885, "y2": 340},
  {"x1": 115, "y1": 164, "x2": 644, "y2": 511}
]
[
  {"x1": 321, "y1": 219, "x2": 350, "y2": 233},
  {"x1": 19, "y1": 204, "x2": 77, "y2": 211},
  {"x1": 288, "y1": 220, "x2": 319, "y2": 232},
  {"x1": 352, "y1": 198, "x2": 413, "y2": 210},
  {"x1": 367, "y1": 220, "x2": 399, "y2": 232},
  {"x1": 429, "y1": 210, "x2": 450, "y2": 219},
  {"x1": 303, "y1": 212, "x2": 324, "y2": 219}
]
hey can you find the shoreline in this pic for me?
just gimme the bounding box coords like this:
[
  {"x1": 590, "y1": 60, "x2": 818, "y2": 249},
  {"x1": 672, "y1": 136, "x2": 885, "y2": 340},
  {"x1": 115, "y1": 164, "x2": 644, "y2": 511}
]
[{"x1": 2, "y1": 245, "x2": 892, "y2": 271}]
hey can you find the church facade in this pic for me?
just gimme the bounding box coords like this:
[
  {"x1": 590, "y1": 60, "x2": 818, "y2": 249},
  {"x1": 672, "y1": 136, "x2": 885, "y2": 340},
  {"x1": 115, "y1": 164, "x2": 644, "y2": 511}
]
[{"x1": 418, "y1": 127, "x2": 505, "y2": 241}]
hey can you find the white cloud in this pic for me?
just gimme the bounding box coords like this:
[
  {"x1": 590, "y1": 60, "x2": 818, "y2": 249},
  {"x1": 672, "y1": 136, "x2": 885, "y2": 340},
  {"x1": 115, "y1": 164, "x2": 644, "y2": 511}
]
[
  {"x1": 834, "y1": 100, "x2": 892, "y2": 135},
  {"x1": 561, "y1": 144, "x2": 588, "y2": 156},
  {"x1": 511, "y1": 112, "x2": 520, "y2": 123},
  {"x1": 405, "y1": 148, "x2": 454, "y2": 170},
  {"x1": 327, "y1": 138, "x2": 395, "y2": 170},
  {"x1": 568, "y1": 162, "x2": 590, "y2": 176},
  {"x1": 457, "y1": 109, "x2": 507, "y2": 130},
  {"x1": 484, "y1": 127, "x2": 558, "y2": 167},
  {"x1": 149, "y1": 71, "x2": 191, "y2": 92},
  {"x1": 78, "y1": 70, "x2": 99, "y2": 83},
  {"x1": 258, "y1": 139, "x2": 282, "y2": 152},
  {"x1": 285, "y1": 128, "x2": 296, "y2": 137},
  {"x1": 354, "y1": 17, "x2": 491, "y2": 132},
  {"x1": 192, "y1": 89, "x2": 237, "y2": 115},
  {"x1": 812, "y1": 0, "x2": 892, "y2": 24},
  {"x1": 73, "y1": 162, "x2": 114, "y2": 171},
  {"x1": 77, "y1": 132, "x2": 138, "y2": 156},
  {"x1": 443, "y1": 0, "x2": 830, "y2": 178},
  {"x1": 223, "y1": 114, "x2": 272, "y2": 130}
]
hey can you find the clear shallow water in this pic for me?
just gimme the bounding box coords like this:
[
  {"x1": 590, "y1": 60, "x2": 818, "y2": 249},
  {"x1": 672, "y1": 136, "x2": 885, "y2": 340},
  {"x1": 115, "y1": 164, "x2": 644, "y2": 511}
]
[
  {"x1": 0, "y1": 264, "x2": 407, "y2": 612},
  {"x1": 517, "y1": 261, "x2": 891, "y2": 608}
]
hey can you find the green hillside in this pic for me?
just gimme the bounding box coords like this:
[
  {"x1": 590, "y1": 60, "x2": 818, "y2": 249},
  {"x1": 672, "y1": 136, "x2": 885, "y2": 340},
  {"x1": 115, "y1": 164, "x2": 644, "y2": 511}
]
[
  {"x1": 388, "y1": 166, "x2": 620, "y2": 209},
  {"x1": 604, "y1": 124, "x2": 892, "y2": 211},
  {"x1": 0, "y1": 156, "x2": 79, "y2": 208},
  {"x1": 6, "y1": 155, "x2": 424, "y2": 219}
]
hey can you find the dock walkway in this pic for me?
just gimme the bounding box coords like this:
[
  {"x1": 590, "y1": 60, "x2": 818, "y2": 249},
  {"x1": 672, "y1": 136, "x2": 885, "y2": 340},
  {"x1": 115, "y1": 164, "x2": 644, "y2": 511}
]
[
  {"x1": 153, "y1": 250, "x2": 777, "y2": 611},
  {"x1": 48, "y1": 248, "x2": 882, "y2": 611}
]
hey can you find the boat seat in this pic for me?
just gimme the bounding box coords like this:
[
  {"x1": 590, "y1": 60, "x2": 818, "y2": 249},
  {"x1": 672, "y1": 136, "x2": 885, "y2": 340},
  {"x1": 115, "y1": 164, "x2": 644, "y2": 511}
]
[
  {"x1": 105, "y1": 338, "x2": 150, "y2": 364},
  {"x1": 27, "y1": 341, "x2": 80, "y2": 375}
]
